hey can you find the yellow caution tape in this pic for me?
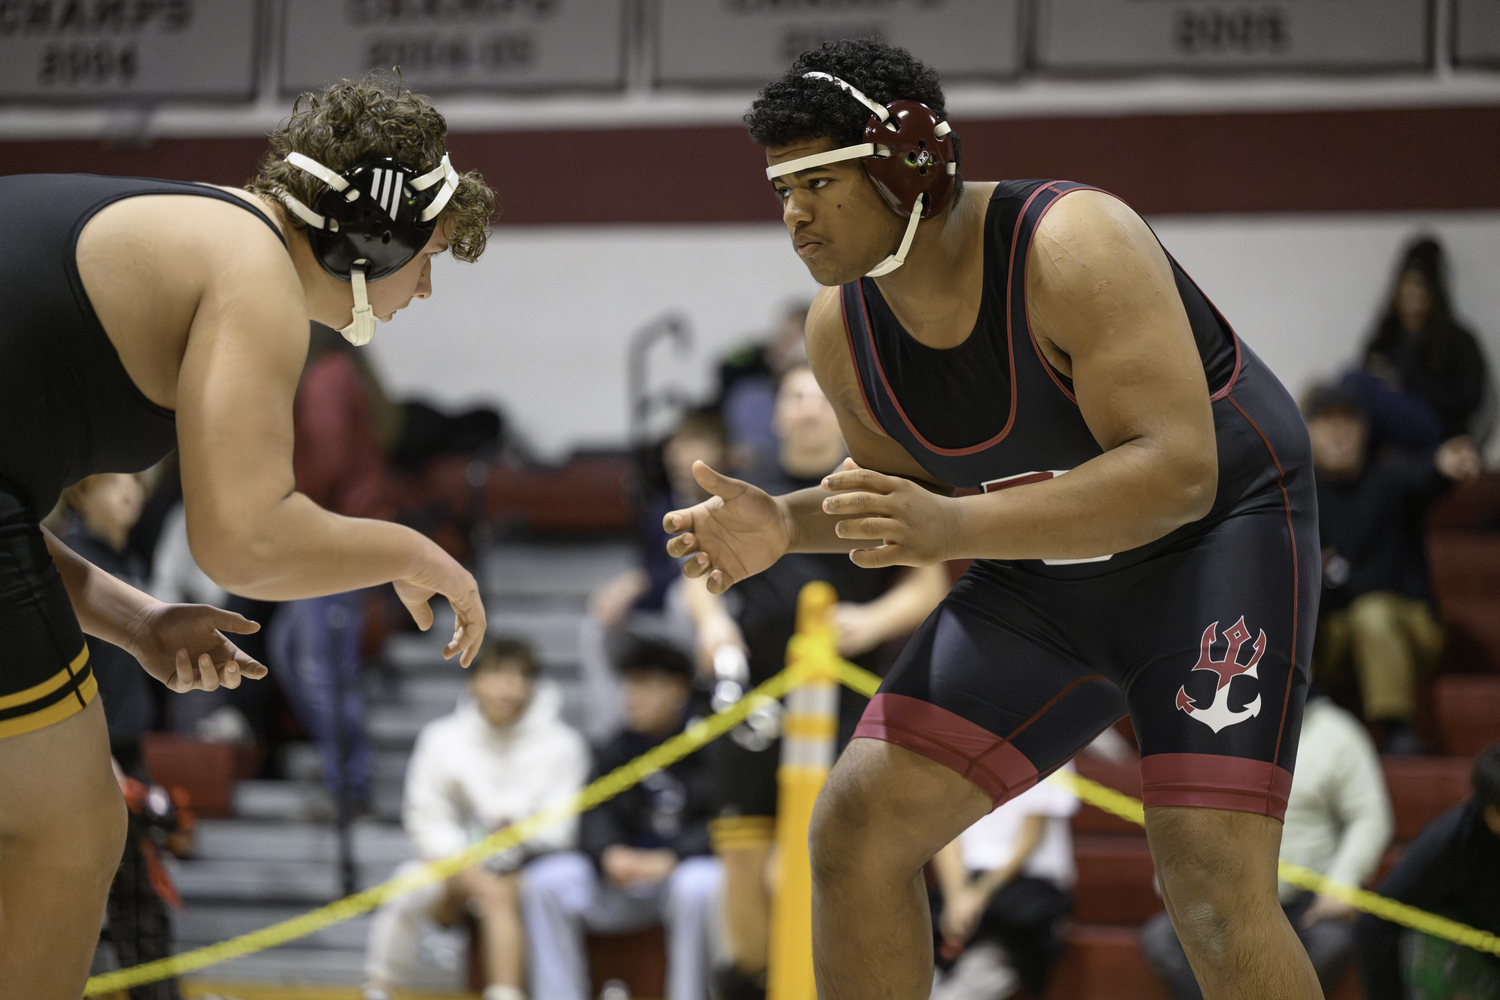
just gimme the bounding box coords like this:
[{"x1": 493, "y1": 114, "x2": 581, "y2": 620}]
[
  {"x1": 835, "y1": 658, "x2": 1500, "y2": 958},
  {"x1": 86, "y1": 619, "x2": 1498, "y2": 993},
  {"x1": 84, "y1": 663, "x2": 818, "y2": 995}
]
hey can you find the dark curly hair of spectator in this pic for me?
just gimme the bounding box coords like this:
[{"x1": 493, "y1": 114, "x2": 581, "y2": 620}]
[
  {"x1": 745, "y1": 38, "x2": 962, "y2": 198},
  {"x1": 247, "y1": 72, "x2": 496, "y2": 263}
]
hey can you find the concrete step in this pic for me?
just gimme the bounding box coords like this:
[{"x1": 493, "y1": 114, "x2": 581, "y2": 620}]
[
  {"x1": 169, "y1": 857, "x2": 403, "y2": 904},
  {"x1": 282, "y1": 743, "x2": 414, "y2": 788},
  {"x1": 479, "y1": 541, "x2": 635, "y2": 600},
  {"x1": 179, "y1": 936, "x2": 467, "y2": 991},
  {"x1": 173, "y1": 904, "x2": 374, "y2": 951},
  {"x1": 231, "y1": 780, "x2": 402, "y2": 824},
  {"x1": 188, "y1": 819, "x2": 412, "y2": 865}
]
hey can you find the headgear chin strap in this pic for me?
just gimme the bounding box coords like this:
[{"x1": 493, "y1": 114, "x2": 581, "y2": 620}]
[
  {"x1": 766, "y1": 71, "x2": 957, "y2": 278},
  {"x1": 280, "y1": 150, "x2": 461, "y2": 346}
]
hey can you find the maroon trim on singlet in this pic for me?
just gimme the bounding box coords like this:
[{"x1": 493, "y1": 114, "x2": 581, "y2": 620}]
[
  {"x1": 1140, "y1": 753, "x2": 1294, "y2": 821},
  {"x1": 848, "y1": 182, "x2": 1064, "y2": 458},
  {"x1": 1020, "y1": 189, "x2": 1246, "y2": 407},
  {"x1": 1225, "y1": 393, "x2": 1302, "y2": 816},
  {"x1": 1022, "y1": 184, "x2": 1094, "y2": 406},
  {"x1": 853, "y1": 693, "x2": 1039, "y2": 806},
  {"x1": 839, "y1": 292, "x2": 881, "y2": 433}
]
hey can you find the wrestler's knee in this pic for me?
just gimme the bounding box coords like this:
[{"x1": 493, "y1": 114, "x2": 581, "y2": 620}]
[{"x1": 1147, "y1": 806, "x2": 1283, "y2": 962}]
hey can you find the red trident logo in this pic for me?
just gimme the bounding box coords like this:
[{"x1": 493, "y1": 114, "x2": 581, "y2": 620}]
[{"x1": 1176, "y1": 617, "x2": 1265, "y2": 733}]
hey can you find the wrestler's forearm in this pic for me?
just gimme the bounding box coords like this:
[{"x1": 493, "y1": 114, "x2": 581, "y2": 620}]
[
  {"x1": 950, "y1": 438, "x2": 1215, "y2": 561},
  {"x1": 190, "y1": 491, "x2": 444, "y2": 600},
  {"x1": 41, "y1": 527, "x2": 162, "y2": 649}
]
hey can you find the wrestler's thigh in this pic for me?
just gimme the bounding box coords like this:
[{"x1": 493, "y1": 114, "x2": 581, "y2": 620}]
[
  {"x1": 1117, "y1": 509, "x2": 1315, "y2": 820},
  {"x1": 0, "y1": 696, "x2": 127, "y2": 1000},
  {"x1": 854, "y1": 561, "x2": 1129, "y2": 807}
]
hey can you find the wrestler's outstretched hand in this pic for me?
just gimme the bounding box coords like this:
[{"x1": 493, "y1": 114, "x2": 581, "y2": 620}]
[
  {"x1": 126, "y1": 602, "x2": 269, "y2": 693},
  {"x1": 821, "y1": 458, "x2": 959, "y2": 569},
  {"x1": 664, "y1": 461, "x2": 793, "y2": 595},
  {"x1": 393, "y1": 548, "x2": 488, "y2": 668}
]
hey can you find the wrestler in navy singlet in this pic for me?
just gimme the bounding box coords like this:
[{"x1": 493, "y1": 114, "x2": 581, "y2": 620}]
[
  {"x1": 0, "y1": 173, "x2": 285, "y2": 738},
  {"x1": 846, "y1": 180, "x2": 1319, "y2": 820}
]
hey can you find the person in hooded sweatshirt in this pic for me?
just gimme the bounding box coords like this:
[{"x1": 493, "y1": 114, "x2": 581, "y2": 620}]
[{"x1": 363, "y1": 637, "x2": 589, "y2": 1000}]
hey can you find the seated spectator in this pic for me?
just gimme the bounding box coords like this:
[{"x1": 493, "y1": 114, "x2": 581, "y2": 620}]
[
  {"x1": 1141, "y1": 686, "x2": 1393, "y2": 998},
  {"x1": 364, "y1": 639, "x2": 588, "y2": 1000},
  {"x1": 522, "y1": 640, "x2": 721, "y2": 1000},
  {"x1": 1355, "y1": 743, "x2": 1500, "y2": 1000},
  {"x1": 269, "y1": 324, "x2": 402, "y2": 810},
  {"x1": 1306, "y1": 383, "x2": 1481, "y2": 752},
  {"x1": 1357, "y1": 236, "x2": 1493, "y2": 447},
  {"x1": 929, "y1": 764, "x2": 1079, "y2": 1000},
  {"x1": 689, "y1": 365, "x2": 949, "y2": 1000},
  {"x1": 592, "y1": 407, "x2": 728, "y2": 632},
  {"x1": 717, "y1": 302, "x2": 810, "y2": 472},
  {"x1": 58, "y1": 473, "x2": 158, "y2": 777}
]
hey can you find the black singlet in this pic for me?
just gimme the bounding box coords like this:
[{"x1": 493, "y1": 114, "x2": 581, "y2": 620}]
[
  {"x1": 0, "y1": 173, "x2": 285, "y2": 517},
  {"x1": 842, "y1": 180, "x2": 1321, "y2": 821},
  {"x1": 0, "y1": 173, "x2": 285, "y2": 739}
]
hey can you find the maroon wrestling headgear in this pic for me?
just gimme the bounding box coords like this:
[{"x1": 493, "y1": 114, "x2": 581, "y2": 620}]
[{"x1": 765, "y1": 71, "x2": 958, "y2": 277}]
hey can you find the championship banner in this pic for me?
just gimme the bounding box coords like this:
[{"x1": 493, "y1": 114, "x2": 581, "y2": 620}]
[
  {"x1": 0, "y1": 0, "x2": 258, "y2": 101},
  {"x1": 654, "y1": 0, "x2": 1023, "y2": 87},
  {"x1": 1033, "y1": 0, "x2": 1431, "y2": 73},
  {"x1": 1453, "y1": 0, "x2": 1500, "y2": 68},
  {"x1": 282, "y1": 0, "x2": 628, "y2": 95}
]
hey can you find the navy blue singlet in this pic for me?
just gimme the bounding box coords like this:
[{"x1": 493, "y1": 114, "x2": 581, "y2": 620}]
[
  {"x1": 844, "y1": 180, "x2": 1320, "y2": 821},
  {"x1": 0, "y1": 173, "x2": 285, "y2": 738}
]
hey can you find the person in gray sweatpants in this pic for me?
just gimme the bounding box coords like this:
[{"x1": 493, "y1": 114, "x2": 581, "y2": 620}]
[{"x1": 522, "y1": 639, "x2": 724, "y2": 999}]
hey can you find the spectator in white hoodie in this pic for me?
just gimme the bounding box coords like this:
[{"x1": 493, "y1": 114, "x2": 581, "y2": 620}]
[{"x1": 364, "y1": 638, "x2": 590, "y2": 1000}]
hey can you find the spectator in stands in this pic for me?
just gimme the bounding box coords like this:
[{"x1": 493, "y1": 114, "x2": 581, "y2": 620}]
[
  {"x1": 1306, "y1": 383, "x2": 1482, "y2": 753},
  {"x1": 60, "y1": 474, "x2": 187, "y2": 1000},
  {"x1": 717, "y1": 302, "x2": 811, "y2": 472},
  {"x1": 1355, "y1": 236, "x2": 1493, "y2": 447},
  {"x1": 930, "y1": 763, "x2": 1079, "y2": 1000},
  {"x1": 688, "y1": 364, "x2": 950, "y2": 1000},
  {"x1": 522, "y1": 639, "x2": 721, "y2": 1000},
  {"x1": 1141, "y1": 685, "x2": 1393, "y2": 998},
  {"x1": 58, "y1": 473, "x2": 159, "y2": 777},
  {"x1": 269, "y1": 323, "x2": 401, "y2": 810},
  {"x1": 592, "y1": 407, "x2": 728, "y2": 633},
  {"x1": 1355, "y1": 742, "x2": 1500, "y2": 1000},
  {"x1": 364, "y1": 638, "x2": 588, "y2": 1000}
]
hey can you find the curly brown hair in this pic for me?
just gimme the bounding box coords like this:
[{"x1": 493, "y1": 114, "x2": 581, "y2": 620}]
[{"x1": 247, "y1": 72, "x2": 495, "y2": 263}]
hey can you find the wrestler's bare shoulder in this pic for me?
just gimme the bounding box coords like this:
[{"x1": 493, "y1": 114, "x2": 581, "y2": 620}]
[{"x1": 75, "y1": 187, "x2": 304, "y2": 410}]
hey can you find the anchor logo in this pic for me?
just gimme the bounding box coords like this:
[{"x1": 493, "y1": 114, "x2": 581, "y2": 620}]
[{"x1": 1175, "y1": 617, "x2": 1265, "y2": 733}]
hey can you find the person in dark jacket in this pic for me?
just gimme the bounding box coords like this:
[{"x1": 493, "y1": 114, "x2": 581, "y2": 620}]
[
  {"x1": 1306, "y1": 384, "x2": 1481, "y2": 752},
  {"x1": 1356, "y1": 236, "x2": 1493, "y2": 447},
  {"x1": 521, "y1": 639, "x2": 721, "y2": 1000},
  {"x1": 1354, "y1": 743, "x2": 1500, "y2": 1000}
]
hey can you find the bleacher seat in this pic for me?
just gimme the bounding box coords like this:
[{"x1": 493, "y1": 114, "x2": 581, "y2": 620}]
[{"x1": 1433, "y1": 674, "x2": 1500, "y2": 756}]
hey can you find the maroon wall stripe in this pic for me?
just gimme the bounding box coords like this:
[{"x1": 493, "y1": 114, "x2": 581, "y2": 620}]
[{"x1": 3, "y1": 104, "x2": 1498, "y2": 222}]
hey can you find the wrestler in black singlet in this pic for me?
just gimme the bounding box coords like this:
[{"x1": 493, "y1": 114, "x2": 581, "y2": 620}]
[
  {"x1": 845, "y1": 180, "x2": 1319, "y2": 821},
  {"x1": 0, "y1": 173, "x2": 285, "y2": 739}
]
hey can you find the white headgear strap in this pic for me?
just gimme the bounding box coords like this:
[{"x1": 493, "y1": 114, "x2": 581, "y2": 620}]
[
  {"x1": 865, "y1": 194, "x2": 924, "y2": 278},
  {"x1": 340, "y1": 264, "x2": 378, "y2": 347}
]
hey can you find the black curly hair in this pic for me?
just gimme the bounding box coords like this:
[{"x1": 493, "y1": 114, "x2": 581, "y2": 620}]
[{"x1": 745, "y1": 38, "x2": 961, "y2": 197}]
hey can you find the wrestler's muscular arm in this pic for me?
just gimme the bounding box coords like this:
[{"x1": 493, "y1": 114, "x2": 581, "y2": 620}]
[
  {"x1": 824, "y1": 190, "x2": 1218, "y2": 568},
  {"x1": 175, "y1": 216, "x2": 485, "y2": 664}
]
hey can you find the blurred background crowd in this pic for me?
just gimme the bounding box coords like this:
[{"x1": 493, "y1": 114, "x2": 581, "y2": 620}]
[{"x1": 6, "y1": 1, "x2": 1500, "y2": 999}]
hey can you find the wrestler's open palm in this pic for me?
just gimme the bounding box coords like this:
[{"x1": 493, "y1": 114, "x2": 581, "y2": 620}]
[
  {"x1": 664, "y1": 462, "x2": 792, "y2": 594},
  {"x1": 126, "y1": 602, "x2": 268, "y2": 693}
]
